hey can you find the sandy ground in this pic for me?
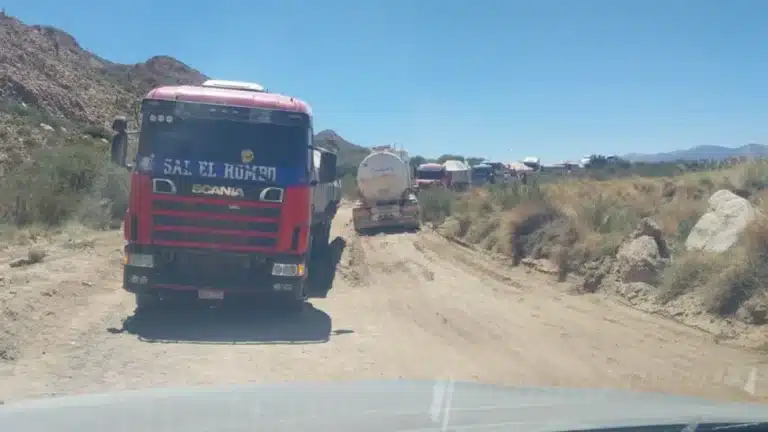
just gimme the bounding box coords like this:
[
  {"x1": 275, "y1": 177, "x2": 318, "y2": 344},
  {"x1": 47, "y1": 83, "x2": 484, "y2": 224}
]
[{"x1": 1, "y1": 207, "x2": 767, "y2": 404}]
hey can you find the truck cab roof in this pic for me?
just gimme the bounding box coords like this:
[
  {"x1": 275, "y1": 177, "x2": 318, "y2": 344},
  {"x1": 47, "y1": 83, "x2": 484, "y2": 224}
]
[
  {"x1": 145, "y1": 84, "x2": 312, "y2": 115},
  {"x1": 418, "y1": 163, "x2": 444, "y2": 171}
]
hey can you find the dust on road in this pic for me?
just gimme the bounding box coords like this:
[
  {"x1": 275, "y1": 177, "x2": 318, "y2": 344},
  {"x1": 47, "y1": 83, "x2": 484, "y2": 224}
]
[{"x1": 1, "y1": 207, "x2": 766, "y2": 403}]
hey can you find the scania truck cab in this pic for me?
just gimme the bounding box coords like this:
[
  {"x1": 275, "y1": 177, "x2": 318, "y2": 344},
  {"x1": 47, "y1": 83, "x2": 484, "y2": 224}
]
[{"x1": 120, "y1": 79, "x2": 340, "y2": 313}]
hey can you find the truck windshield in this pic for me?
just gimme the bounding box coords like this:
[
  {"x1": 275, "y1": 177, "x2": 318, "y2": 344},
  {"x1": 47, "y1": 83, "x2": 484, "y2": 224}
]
[
  {"x1": 138, "y1": 116, "x2": 309, "y2": 185},
  {"x1": 417, "y1": 170, "x2": 443, "y2": 180}
]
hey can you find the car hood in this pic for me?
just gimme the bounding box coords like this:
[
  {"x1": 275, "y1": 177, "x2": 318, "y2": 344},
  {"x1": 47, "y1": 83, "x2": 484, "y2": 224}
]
[{"x1": 1, "y1": 380, "x2": 767, "y2": 432}]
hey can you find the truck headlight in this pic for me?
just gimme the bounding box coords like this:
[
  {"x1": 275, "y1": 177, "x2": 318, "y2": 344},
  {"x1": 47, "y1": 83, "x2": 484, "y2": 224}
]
[
  {"x1": 272, "y1": 263, "x2": 305, "y2": 277},
  {"x1": 124, "y1": 253, "x2": 154, "y2": 268}
]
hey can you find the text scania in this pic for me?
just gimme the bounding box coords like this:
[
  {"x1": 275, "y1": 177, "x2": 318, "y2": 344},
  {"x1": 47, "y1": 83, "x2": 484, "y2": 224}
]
[
  {"x1": 191, "y1": 184, "x2": 245, "y2": 197},
  {"x1": 162, "y1": 159, "x2": 277, "y2": 182}
]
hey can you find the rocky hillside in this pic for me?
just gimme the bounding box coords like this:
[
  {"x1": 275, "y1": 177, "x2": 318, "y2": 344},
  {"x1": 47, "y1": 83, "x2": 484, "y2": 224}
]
[
  {"x1": 0, "y1": 12, "x2": 207, "y2": 127},
  {"x1": 0, "y1": 12, "x2": 208, "y2": 173},
  {"x1": 0, "y1": 12, "x2": 371, "y2": 174}
]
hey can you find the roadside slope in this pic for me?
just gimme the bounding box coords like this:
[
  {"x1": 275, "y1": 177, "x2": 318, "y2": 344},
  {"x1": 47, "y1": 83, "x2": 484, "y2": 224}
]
[{"x1": 1, "y1": 207, "x2": 766, "y2": 403}]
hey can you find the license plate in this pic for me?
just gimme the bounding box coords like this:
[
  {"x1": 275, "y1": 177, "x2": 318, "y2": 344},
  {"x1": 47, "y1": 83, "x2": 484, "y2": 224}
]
[{"x1": 198, "y1": 289, "x2": 224, "y2": 300}]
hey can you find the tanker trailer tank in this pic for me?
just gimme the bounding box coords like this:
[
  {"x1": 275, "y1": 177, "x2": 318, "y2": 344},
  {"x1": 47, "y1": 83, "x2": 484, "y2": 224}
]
[{"x1": 352, "y1": 147, "x2": 420, "y2": 234}]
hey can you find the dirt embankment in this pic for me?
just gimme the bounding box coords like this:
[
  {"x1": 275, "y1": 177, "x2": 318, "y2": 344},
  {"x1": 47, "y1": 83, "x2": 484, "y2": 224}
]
[{"x1": 1, "y1": 207, "x2": 767, "y2": 404}]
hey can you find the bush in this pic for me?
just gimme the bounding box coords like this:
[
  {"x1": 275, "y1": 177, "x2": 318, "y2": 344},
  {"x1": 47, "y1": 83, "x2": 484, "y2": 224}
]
[
  {"x1": 340, "y1": 173, "x2": 358, "y2": 198},
  {"x1": 0, "y1": 138, "x2": 128, "y2": 229},
  {"x1": 82, "y1": 125, "x2": 114, "y2": 141},
  {"x1": 426, "y1": 160, "x2": 768, "y2": 323},
  {"x1": 419, "y1": 188, "x2": 456, "y2": 224}
]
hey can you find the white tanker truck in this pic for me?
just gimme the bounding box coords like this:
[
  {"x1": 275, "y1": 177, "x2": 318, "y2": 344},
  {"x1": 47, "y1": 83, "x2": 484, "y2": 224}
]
[{"x1": 352, "y1": 145, "x2": 420, "y2": 233}]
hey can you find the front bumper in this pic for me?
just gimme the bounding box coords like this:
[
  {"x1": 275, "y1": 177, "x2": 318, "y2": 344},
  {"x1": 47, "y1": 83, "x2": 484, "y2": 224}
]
[{"x1": 122, "y1": 244, "x2": 307, "y2": 298}]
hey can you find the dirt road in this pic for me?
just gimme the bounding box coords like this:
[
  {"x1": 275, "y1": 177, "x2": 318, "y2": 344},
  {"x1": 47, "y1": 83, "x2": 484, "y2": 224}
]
[{"x1": 1, "y1": 207, "x2": 767, "y2": 403}]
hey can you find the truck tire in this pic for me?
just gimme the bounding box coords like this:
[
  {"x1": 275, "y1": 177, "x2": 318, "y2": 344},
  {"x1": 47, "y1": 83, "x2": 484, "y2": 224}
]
[
  {"x1": 277, "y1": 282, "x2": 306, "y2": 314},
  {"x1": 322, "y1": 222, "x2": 331, "y2": 245},
  {"x1": 311, "y1": 222, "x2": 331, "y2": 254},
  {"x1": 134, "y1": 293, "x2": 160, "y2": 313},
  {"x1": 278, "y1": 297, "x2": 305, "y2": 314}
]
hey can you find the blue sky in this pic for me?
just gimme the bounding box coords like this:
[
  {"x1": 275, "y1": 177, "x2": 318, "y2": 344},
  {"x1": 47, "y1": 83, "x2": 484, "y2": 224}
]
[{"x1": 4, "y1": 0, "x2": 767, "y2": 162}]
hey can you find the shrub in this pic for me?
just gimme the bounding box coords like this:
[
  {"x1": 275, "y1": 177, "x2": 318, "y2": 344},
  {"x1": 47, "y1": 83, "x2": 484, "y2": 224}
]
[
  {"x1": 0, "y1": 138, "x2": 128, "y2": 228},
  {"x1": 426, "y1": 160, "x2": 768, "y2": 322}
]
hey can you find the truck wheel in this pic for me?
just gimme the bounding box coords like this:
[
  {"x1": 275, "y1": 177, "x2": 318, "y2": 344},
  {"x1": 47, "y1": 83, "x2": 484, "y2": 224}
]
[
  {"x1": 276, "y1": 291, "x2": 305, "y2": 314},
  {"x1": 312, "y1": 222, "x2": 330, "y2": 254},
  {"x1": 283, "y1": 298, "x2": 305, "y2": 314},
  {"x1": 309, "y1": 226, "x2": 319, "y2": 256},
  {"x1": 322, "y1": 222, "x2": 331, "y2": 245},
  {"x1": 134, "y1": 293, "x2": 160, "y2": 313}
]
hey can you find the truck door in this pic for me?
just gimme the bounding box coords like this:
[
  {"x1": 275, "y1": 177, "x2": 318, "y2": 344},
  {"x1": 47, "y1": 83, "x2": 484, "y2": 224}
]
[
  {"x1": 318, "y1": 151, "x2": 339, "y2": 218},
  {"x1": 310, "y1": 149, "x2": 322, "y2": 223}
]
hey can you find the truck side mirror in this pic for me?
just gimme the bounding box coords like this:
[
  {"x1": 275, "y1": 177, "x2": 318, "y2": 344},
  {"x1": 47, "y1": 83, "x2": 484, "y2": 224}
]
[
  {"x1": 112, "y1": 116, "x2": 128, "y2": 133},
  {"x1": 319, "y1": 152, "x2": 338, "y2": 182},
  {"x1": 110, "y1": 132, "x2": 129, "y2": 167},
  {"x1": 110, "y1": 115, "x2": 130, "y2": 168},
  {"x1": 324, "y1": 164, "x2": 337, "y2": 182}
]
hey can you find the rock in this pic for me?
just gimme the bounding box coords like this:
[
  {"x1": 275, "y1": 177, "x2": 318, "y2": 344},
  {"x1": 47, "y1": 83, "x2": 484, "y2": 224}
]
[
  {"x1": 628, "y1": 217, "x2": 670, "y2": 258},
  {"x1": 520, "y1": 257, "x2": 559, "y2": 275},
  {"x1": 613, "y1": 218, "x2": 670, "y2": 287},
  {"x1": 616, "y1": 235, "x2": 668, "y2": 286},
  {"x1": 8, "y1": 248, "x2": 46, "y2": 268},
  {"x1": 580, "y1": 218, "x2": 669, "y2": 295},
  {"x1": 735, "y1": 294, "x2": 768, "y2": 325},
  {"x1": 616, "y1": 282, "x2": 656, "y2": 302},
  {"x1": 8, "y1": 258, "x2": 28, "y2": 268},
  {"x1": 580, "y1": 257, "x2": 613, "y2": 293},
  {"x1": 685, "y1": 189, "x2": 757, "y2": 253}
]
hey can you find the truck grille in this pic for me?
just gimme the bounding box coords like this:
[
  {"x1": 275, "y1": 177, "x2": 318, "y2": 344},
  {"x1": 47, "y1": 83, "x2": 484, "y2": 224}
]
[
  {"x1": 151, "y1": 197, "x2": 281, "y2": 250},
  {"x1": 152, "y1": 247, "x2": 272, "y2": 288}
]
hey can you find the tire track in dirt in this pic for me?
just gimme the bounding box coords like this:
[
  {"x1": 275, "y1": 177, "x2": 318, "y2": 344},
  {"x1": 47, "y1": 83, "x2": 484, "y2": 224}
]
[
  {"x1": 0, "y1": 232, "x2": 130, "y2": 399},
  {"x1": 0, "y1": 208, "x2": 469, "y2": 401},
  {"x1": 392, "y1": 229, "x2": 768, "y2": 402},
  {"x1": 356, "y1": 229, "x2": 596, "y2": 386},
  {"x1": 334, "y1": 219, "x2": 371, "y2": 288},
  {"x1": 2, "y1": 208, "x2": 767, "y2": 404}
]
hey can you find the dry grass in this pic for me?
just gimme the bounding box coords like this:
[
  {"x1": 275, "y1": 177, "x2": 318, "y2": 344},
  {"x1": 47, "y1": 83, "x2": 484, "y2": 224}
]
[
  {"x1": 421, "y1": 160, "x2": 768, "y2": 323},
  {"x1": 0, "y1": 139, "x2": 129, "y2": 236}
]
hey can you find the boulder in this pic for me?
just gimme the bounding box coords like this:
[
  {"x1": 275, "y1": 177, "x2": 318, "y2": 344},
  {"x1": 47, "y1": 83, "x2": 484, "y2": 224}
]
[
  {"x1": 580, "y1": 218, "x2": 669, "y2": 293},
  {"x1": 685, "y1": 190, "x2": 757, "y2": 253}
]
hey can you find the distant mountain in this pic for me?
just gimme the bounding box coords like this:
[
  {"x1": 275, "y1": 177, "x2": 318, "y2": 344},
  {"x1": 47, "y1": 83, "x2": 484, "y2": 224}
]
[
  {"x1": 624, "y1": 144, "x2": 768, "y2": 163},
  {"x1": 313, "y1": 129, "x2": 369, "y2": 169}
]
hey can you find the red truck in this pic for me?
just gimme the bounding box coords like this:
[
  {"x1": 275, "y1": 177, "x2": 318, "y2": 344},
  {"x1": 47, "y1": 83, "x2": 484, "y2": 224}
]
[
  {"x1": 118, "y1": 79, "x2": 341, "y2": 313},
  {"x1": 414, "y1": 162, "x2": 448, "y2": 191}
]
